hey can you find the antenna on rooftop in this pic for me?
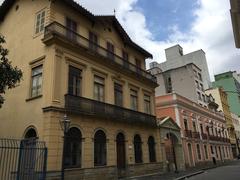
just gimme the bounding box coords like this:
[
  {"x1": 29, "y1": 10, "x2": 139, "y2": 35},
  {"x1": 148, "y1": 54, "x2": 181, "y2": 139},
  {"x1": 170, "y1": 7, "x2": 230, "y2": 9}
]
[{"x1": 114, "y1": 9, "x2": 116, "y2": 16}]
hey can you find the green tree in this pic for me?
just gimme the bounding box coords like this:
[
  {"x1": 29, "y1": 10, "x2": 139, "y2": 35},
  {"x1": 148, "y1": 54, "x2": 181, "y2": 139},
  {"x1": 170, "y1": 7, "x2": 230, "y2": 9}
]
[{"x1": 0, "y1": 35, "x2": 22, "y2": 108}]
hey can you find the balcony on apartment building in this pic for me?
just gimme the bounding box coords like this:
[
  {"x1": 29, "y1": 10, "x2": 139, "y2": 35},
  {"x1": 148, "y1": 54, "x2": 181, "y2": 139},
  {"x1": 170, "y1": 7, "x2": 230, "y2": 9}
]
[
  {"x1": 201, "y1": 133, "x2": 208, "y2": 140},
  {"x1": 192, "y1": 131, "x2": 200, "y2": 139},
  {"x1": 209, "y1": 135, "x2": 230, "y2": 143},
  {"x1": 42, "y1": 22, "x2": 157, "y2": 85},
  {"x1": 184, "y1": 130, "x2": 200, "y2": 139},
  {"x1": 184, "y1": 130, "x2": 193, "y2": 138},
  {"x1": 184, "y1": 131, "x2": 230, "y2": 143},
  {"x1": 64, "y1": 94, "x2": 156, "y2": 127}
]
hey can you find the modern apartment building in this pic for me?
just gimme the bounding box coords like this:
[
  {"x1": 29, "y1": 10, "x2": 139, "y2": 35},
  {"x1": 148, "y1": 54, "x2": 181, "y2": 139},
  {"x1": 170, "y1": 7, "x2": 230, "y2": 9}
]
[
  {"x1": 213, "y1": 71, "x2": 240, "y2": 116},
  {"x1": 230, "y1": 0, "x2": 240, "y2": 48},
  {"x1": 149, "y1": 45, "x2": 211, "y2": 89},
  {"x1": 205, "y1": 87, "x2": 238, "y2": 157},
  {"x1": 149, "y1": 63, "x2": 209, "y2": 107},
  {"x1": 156, "y1": 93, "x2": 233, "y2": 168},
  {"x1": 0, "y1": 0, "x2": 183, "y2": 179}
]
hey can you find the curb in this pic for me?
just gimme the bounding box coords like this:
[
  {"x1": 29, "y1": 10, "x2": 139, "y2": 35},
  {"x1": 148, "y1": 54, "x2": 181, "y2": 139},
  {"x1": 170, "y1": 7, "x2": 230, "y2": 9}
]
[
  {"x1": 175, "y1": 171, "x2": 205, "y2": 180},
  {"x1": 123, "y1": 172, "x2": 164, "y2": 179}
]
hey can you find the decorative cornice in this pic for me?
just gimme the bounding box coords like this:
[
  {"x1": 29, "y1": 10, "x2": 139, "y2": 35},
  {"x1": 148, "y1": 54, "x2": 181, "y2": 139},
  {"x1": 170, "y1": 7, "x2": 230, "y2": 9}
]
[
  {"x1": 156, "y1": 96, "x2": 225, "y2": 122},
  {"x1": 42, "y1": 106, "x2": 65, "y2": 113}
]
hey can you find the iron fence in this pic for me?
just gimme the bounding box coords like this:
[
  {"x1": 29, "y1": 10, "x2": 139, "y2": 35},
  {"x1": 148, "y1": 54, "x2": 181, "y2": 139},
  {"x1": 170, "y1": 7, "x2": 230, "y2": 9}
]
[{"x1": 0, "y1": 138, "x2": 47, "y2": 180}]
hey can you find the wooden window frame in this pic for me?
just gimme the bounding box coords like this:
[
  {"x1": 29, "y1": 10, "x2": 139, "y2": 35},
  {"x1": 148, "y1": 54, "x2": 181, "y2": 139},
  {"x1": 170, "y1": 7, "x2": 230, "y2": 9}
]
[
  {"x1": 68, "y1": 65, "x2": 82, "y2": 96},
  {"x1": 94, "y1": 75, "x2": 105, "y2": 102},
  {"x1": 114, "y1": 82, "x2": 123, "y2": 107},
  {"x1": 144, "y1": 94, "x2": 151, "y2": 114},
  {"x1": 31, "y1": 65, "x2": 43, "y2": 98},
  {"x1": 35, "y1": 9, "x2": 46, "y2": 35},
  {"x1": 130, "y1": 89, "x2": 138, "y2": 111}
]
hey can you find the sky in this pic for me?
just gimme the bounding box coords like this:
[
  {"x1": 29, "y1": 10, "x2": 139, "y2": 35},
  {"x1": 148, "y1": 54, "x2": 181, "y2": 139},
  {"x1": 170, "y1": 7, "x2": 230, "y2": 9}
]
[{"x1": 0, "y1": 0, "x2": 239, "y2": 79}]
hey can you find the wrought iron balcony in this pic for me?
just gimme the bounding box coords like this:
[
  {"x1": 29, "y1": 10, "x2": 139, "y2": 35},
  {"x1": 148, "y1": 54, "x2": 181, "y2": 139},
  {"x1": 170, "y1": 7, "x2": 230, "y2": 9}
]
[
  {"x1": 209, "y1": 135, "x2": 218, "y2": 141},
  {"x1": 192, "y1": 132, "x2": 200, "y2": 139},
  {"x1": 184, "y1": 130, "x2": 192, "y2": 138},
  {"x1": 43, "y1": 22, "x2": 157, "y2": 85},
  {"x1": 201, "y1": 133, "x2": 208, "y2": 140},
  {"x1": 64, "y1": 94, "x2": 156, "y2": 127}
]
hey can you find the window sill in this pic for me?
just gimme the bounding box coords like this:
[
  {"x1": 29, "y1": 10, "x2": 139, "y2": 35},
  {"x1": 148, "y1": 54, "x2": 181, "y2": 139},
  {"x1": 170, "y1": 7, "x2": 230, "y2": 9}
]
[{"x1": 26, "y1": 95, "x2": 43, "y2": 102}]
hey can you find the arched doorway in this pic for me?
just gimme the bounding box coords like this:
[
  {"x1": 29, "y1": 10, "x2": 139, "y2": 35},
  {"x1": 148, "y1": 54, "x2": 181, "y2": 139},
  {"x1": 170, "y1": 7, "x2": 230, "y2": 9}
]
[
  {"x1": 134, "y1": 134, "x2": 143, "y2": 163},
  {"x1": 116, "y1": 133, "x2": 126, "y2": 171},
  {"x1": 188, "y1": 143, "x2": 194, "y2": 167},
  {"x1": 94, "y1": 130, "x2": 107, "y2": 166},
  {"x1": 64, "y1": 127, "x2": 82, "y2": 168},
  {"x1": 164, "y1": 133, "x2": 178, "y2": 172},
  {"x1": 24, "y1": 128, "x2": 37, "y2": 139},
  {"x1": 20, "y1": 127, "x2": 38, "y2": 177},
  {"x1": 148, "y1": 136, "x2": 156, "y2": 162}
]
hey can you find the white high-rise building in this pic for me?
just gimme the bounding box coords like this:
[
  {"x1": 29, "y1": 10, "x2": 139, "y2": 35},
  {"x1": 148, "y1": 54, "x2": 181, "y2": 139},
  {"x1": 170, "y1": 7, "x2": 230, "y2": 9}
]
[{"x1": 149, "y1": 44, "x2": 211, "y2": 89}]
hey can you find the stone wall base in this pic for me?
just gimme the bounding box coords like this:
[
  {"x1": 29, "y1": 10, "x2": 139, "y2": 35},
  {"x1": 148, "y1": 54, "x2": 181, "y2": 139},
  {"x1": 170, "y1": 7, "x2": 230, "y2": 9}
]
[
  {"x1": 46, "y1": 163, "x2": 164, "y2": 180},
  {"x1": 127, "y1": 162, "x2": 164, "y2": 177}
]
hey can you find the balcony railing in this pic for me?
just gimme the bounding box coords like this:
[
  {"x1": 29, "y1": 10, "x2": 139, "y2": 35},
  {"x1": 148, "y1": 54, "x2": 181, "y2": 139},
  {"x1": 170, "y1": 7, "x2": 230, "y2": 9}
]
[
  {"x1": 209, "y1": 135, "x2": 230, "y2": 143},
  {"x1": 64, "y1": 94, "x2": 156, "y2": 127},
  {"x1": 209, "y1": 135, "x2": 218, "y2": 141},
  {"x1": 192, "y1": 132, "x2": 200, "y2": 139},
  {"x1": 184, "y1": 130, "x2": 192, "y2": 138},
  {"x1": 43, "y1": 22, "x2": 157, "y2": 85},
  {"x1": 201, "y1": 133, "x2": 208, "y2": 140}
]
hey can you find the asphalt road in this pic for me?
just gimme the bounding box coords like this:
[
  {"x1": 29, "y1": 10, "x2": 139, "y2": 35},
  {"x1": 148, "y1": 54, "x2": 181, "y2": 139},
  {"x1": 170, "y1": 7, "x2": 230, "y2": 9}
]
[
  {"x1": 129, "y1": 161, "x2": 240, "y2": 180},
  {"x1": 188, "y1": 161, "x2": 240, "y2": 180}
]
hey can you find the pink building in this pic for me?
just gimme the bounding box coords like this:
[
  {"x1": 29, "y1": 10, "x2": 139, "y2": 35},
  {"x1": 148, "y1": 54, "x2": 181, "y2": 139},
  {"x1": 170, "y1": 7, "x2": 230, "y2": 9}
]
[{"x1": 156, "y1": 93, "x2": 233, "y2": 168}]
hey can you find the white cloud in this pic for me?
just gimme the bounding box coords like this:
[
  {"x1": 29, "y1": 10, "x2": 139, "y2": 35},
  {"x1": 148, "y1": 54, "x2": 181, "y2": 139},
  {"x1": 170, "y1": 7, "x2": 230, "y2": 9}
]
[
  {"x1": 0, "y1": 0, "x2": 238, "y2": 78},
  {"x1": 78, "y1": 0, "x2": 240, "y2": 79}
]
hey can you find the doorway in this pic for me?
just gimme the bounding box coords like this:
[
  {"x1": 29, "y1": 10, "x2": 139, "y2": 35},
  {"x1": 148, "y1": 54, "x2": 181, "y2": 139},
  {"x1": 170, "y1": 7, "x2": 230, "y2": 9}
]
[
  {"x1": 116, "y1": 132, "x2": 126, "y2": 176},
  {"x1": 165, "y1": 133, "x2": 178, "y2": 172},
  {"x1": 188, "y1": 143, "x2": 194, "y2": 167}
]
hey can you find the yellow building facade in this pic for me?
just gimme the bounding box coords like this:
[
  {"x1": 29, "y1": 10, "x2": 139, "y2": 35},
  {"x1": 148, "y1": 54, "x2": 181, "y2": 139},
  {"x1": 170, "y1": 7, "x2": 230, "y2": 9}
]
[
  {"x1": 0, "y1": 0, "x2": 185, "y2": 179},
  {"x1": 205, "y1": 87, "x2": 238, "y2": 157}
]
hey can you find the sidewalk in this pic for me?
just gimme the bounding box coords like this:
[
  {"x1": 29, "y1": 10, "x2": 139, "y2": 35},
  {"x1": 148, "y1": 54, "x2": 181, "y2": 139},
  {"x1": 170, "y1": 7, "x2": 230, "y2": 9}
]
[{"x1": 124, "y1": 160, "x2": 238, "y2": 180}]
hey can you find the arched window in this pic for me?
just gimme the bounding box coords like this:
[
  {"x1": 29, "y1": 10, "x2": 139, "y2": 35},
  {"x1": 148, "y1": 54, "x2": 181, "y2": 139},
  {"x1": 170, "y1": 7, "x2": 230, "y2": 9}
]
[
  {"x1": 24, "y1": 128, "x2": 37, "y2": 139},
  {"x1": 134, "y1": 134, "x2": 142, "y2": 163},
  {"x1": 94, "y1": 130, "x2": 107, "y2": 166},
  {"x1": 197, "y1": 144, "x2": 201, "y2": 160},
  {"x1": 64, "y1": 127, "x2": 82, "y2": 168},
  {"x1": 148, "y1": 136, "x2": 156, "y2": 162}
]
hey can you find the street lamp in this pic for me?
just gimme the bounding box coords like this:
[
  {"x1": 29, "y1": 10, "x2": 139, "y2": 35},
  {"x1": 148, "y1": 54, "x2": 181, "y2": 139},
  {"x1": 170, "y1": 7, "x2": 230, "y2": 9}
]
[{"x1": 59, "y1": 114, "x2": 71, "y2": 180}]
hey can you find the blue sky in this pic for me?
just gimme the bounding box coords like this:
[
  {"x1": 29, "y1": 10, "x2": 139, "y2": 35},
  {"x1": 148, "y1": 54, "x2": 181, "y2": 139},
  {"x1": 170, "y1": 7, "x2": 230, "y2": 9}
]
[
  {"x1": 134, "y1": 0, "x2": 200, "y2": 41},
  {"x1": 0, "y1": 0, "x2": 239, "y2": 77}
]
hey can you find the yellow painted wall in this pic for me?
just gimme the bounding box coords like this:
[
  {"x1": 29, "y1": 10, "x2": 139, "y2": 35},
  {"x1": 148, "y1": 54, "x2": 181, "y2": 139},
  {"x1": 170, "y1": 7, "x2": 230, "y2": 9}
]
[
  {"x1": 0, "y1": 0, "x2": 52, "y2": 139},
  {"x1": 0, "y1": 0, "x2": 157, "y2": 173},
  {"x1": 0, "y1": 0, "x2": 155, "y2": 141}
]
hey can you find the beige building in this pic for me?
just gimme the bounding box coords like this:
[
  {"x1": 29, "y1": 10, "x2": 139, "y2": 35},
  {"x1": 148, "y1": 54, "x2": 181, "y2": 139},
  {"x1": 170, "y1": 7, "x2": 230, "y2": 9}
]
[
  {"x1": 230, "y1": 0, "x2": 240, "y2": 48},
  {"x1": 231, "y1": 113, "x2": 240, "y2": 154},
  {"x1": 205, "y1": 87, "x2": 239, "y2": 157},
  {"x1": 0, "y1": 0, "x2": 186, "y2": 179}
]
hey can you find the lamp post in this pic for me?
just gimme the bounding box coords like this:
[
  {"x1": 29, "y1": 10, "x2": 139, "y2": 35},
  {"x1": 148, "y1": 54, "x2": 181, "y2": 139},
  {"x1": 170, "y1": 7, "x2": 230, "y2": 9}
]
[{"x1": 59, "y1": 114, "x2": 71, "y2": 180}]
